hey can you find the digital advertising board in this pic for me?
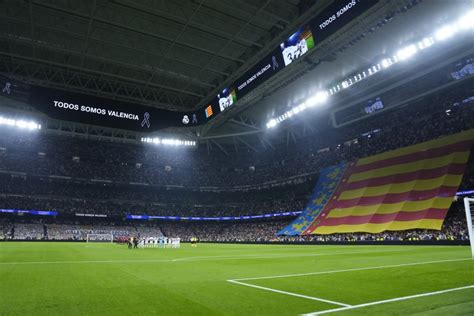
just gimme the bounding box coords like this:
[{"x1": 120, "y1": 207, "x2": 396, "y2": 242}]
[{"x1": 29, "y1": 86, "x2": 206, "y2": 131}]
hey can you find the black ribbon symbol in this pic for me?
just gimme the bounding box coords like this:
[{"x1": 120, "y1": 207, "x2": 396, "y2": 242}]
[
  {"x1": 272, "y1": 56, "x2": 279, "y2": 70},
  {"x1": 141, "y1": 112, "x2": 150, "y2": 128},
  {"x1": 2, "y1": 82, "x2": 11, "y2": 95}
]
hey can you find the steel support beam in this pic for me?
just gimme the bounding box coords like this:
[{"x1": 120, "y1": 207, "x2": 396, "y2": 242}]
[
  {"x1": 32, "y1": 0, "x2": 245, "y2": 64},
  {"x1": 0, "y1": 54, "x2": 197, "y2": 109}
]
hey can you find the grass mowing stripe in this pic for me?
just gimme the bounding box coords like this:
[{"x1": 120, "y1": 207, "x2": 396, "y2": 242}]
[
  {"x1": 0, "y1": 247, "x2": 422, "y2": 265},
  {"x1": 227, "y1": 280, "x2": 352, "y2": 307},
  {"x1": 302, "y1": 285, "x2": 474, "y2": 315},
  {"x1": 171, "y1": 248, "x2": 417, "y2": 261},
  {"x1": 230, "y1": 258, "x2": 472, "y2": 281}
]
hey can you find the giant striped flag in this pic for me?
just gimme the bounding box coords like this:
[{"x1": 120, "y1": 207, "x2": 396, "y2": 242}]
[{"x1": 302, "y1": 130, "x2": 474, "y2": 235}]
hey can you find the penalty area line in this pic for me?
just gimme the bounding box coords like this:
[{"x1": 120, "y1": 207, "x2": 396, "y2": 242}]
[
  {"x1": 301, "y1": 285, "x2": 474, "y2": 315},
  {"x1": 227, "y1": 279, "x2": 351, "y2": 307},
  {"x1": 0, "y1": 248, "x2": 426, "y2": 265}
]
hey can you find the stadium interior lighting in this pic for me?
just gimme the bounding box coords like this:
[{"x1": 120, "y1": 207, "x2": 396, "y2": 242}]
[
  {"x1": 266, "y1": 119, "x2": 277, "y2": 129},
  {"x1": 417, "y1": 37, "x2": 434, "y2": 49},
  {"x1": 265, "y1": 11, "x2": 474, "y2": 129},
  {"x1": 381, "y1": 58, "x2": 393, "y2": 68},
  {"x1": 306, "y1": 91, "x2": 328, "y2": 107},
  {"x1": 435, "y1": 25, "x2": 455, "y2": 41},
  {"x1": 141, "y1": 137, "x2": 196, "y2": 146},
  {"x1": 314, "y1": 91, "x2": 329, "y2": 103},
  {"x1": 457, "y1": 10, "x2": 474, "y2": 30},
  {"x1": 306, "y1": 96, "x2": 319, "y2": 107},
  {"x1": 396, "y1": 44, "x2": 418, "y2": 60},
  {"x1": 266, "y1": 90, "x2": 331, "y2": 128},
  {"x1": 0, "y1": 116, "x2": 41, "y2": 130}
]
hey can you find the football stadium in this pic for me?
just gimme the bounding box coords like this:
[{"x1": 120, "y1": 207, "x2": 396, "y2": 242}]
[{"x1": 1, "y1": 0, "x2": 474, "y2": 315}]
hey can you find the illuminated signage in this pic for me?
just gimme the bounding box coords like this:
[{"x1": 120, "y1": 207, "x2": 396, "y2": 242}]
[
  {"x1": 280, "y1": 25, "x2": 315, "y2": 66},
  {"x1": 204, "y1": 105, "x2": 214, "y2": 118},
  {"x1": 29, "y1": 86, "x2": 208, "y2": 132},
  {"x1": 126, "y1": 211, "x2": 302, "y2": 221},
  {"x1": 0, "y1": 209, "x2": 58, "y2": 216},
  {"x1": 217, "y1": 87, "x2": 237, "y2": 113},
  {"x1": 235, "y1": 47, "x2": 285, "y2": 98}
]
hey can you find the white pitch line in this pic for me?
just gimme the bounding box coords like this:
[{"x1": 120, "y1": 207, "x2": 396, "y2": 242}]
[
  {"x1": 228, "y1": 280, "x2": 351, "y2": 307},
  {"x1": 232, "y1": 258, "x2": 472, "y2": 281},
  {"x1": 0, "y1": 248, "x2": 422, "y2": 265},
  {"x1": 302, "y1": 285, "x2": 474, "y2": 315}
]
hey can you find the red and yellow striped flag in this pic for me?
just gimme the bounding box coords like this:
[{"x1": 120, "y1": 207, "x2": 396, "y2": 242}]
[
  {"x1": 205, "y1": 105, "x2": 214, "y2": 118},
  {"x1": 304, "y1": 130, "x2": 474, "y2": 235}
]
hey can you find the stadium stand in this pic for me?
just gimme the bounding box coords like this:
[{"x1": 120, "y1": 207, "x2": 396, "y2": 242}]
[
  {"x1": 0, "y1": 202, "x2": 469, "y2": 242},
  {"x1": 0, "y1": 82, "x2": 473, "y2": 243}
]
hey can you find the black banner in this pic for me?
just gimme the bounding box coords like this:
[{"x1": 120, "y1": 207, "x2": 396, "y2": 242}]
[
  {"x1": 29, "y1": 86, "x2": 205, "y2": 131},
  {"x1": 309, "y1": 0, "x2": 379, "y2": 43},
  {"x1": 235, "y1": 47, "x2": 285, "y2": 98}
]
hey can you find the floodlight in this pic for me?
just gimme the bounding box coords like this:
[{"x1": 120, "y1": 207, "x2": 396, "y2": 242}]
[
  {"x1": 457, "y1": 11, "x2": 474, "y2": 30},
  {"x1": 16, "y1": 120, "x2": 36, "y2": 130},
  {"x1": 418, "y1": 37, "x2": 434, "y2": 49},
  {"x1": 435, "y1": 25, "x2": 455, "y2": 41},
  {"x1": 314, "y1": 91, "x2": 328, "y2": 103},
  {"x1": 141, "y1": 136, "x2": 195, "y2": 146},
  {"x1": 306, "y1": 96, "x2": 318, "y2": 107},
  {"x1": 0, "y1": 116, "x2": 41, "y2": 130},
  {"x1": 266, "y1": 119, "x2": 277, "y2": 128},
  {"x1": 381, "y1": 58, "x2": 392, "y2": 68},
  {"x1": 396, "y1": 44, "x2": 417, "y2": 60}
]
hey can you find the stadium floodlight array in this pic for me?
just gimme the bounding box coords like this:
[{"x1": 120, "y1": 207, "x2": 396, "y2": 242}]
[
  {"x1": 0, "y1": 116, "x2": 41, "y2": 130},
  {"x1": 266, "y1": 91, "x2": 328, "y2": 128},
  {"x1": 266, "y1": 10, "x2": 474, "y2": 129},
  {"x1": 141, "y1": 137, "x2": 196, "y2": 146}
]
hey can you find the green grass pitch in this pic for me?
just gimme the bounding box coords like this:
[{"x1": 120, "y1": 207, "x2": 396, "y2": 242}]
[{"x1": 0, "y1": 242, "x2": 473, "y2": 315}]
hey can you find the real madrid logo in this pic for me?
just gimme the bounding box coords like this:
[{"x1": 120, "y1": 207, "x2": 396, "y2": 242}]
[{"x1": 182, "y1": 115, "x2": 190, "y2": 125}]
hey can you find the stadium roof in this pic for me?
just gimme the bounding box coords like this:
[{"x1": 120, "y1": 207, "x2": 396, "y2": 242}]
[{"x1": 0, "y1": 0, "x2": 321, "y2": 111}]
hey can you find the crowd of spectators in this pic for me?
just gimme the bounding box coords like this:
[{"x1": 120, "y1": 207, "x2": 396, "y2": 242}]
[
  {"x1": 0, "y1": 179, "x2": 310, "y2": 217},
  {"x1": 0, "y1": 201, "x2": 469, "y2": 242},
  {"x1": 0, "y1": 84, "x2": 472, "y2": 218},
  {"x1": 0, "y1": 81, "x2": 473, "y2": 241},
  {"x1": 0, "y1": 219, "x2": 163, "y2": 241},
  {"x1": 0, "y1": 84, "x2": 472, "y2": 190}
]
